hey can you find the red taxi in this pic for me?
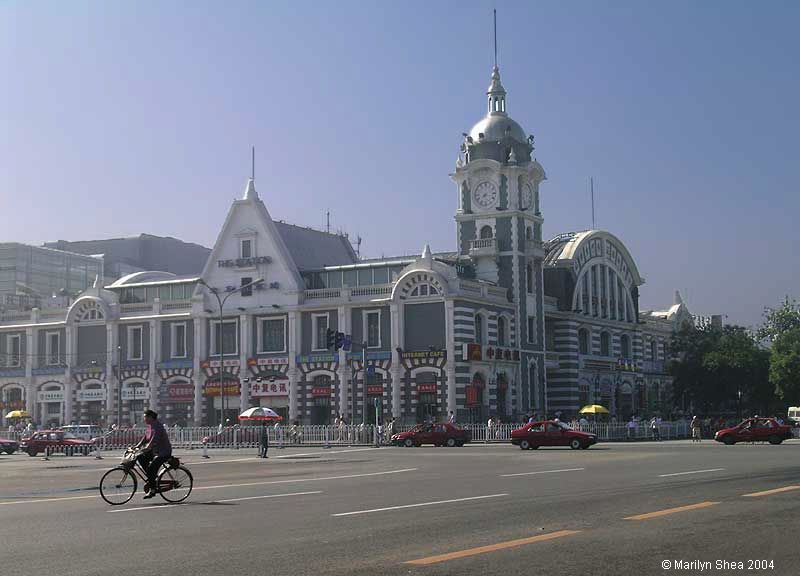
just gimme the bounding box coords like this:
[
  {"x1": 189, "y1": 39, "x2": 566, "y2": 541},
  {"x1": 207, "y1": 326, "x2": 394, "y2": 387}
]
[
  {"x1": 511, "y1": 420, "x2": 597, "y2": 450},
  {"x1": 714, "y1": 417, "x2": 793, "y2": 445},
  {"x1": 391, "y1": 422, "x2": 471, "y2": 447},
  {"x1": 20, "y1": 430, "x2": 95, "y2": 456}
]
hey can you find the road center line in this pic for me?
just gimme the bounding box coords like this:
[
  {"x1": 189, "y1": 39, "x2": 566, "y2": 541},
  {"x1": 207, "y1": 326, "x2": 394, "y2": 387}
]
[
  {"x1": 742, "y1": 486, "x2": 800, "y2": 498},
  {"x1": 658, "y1": 468, "x2": 725, "y2": 477},
  {"x1": 332, "y1": 493, "x2": 508, "y2": 517},
  {"x1": 404, "y1": 530, "x2": 581, "y2": 565},
  {"x1": 624, "y1": 501, "x2": 719, "y2": 520},
  {"x1": 501, "y1": 468, "x2": 585, "y2": 478},
  {"x1": 107, "y1": 490, "x2": 322, "y2": 512},
  {"x1": 194, "y1": 468, "x2": 418, "y2": 491}
]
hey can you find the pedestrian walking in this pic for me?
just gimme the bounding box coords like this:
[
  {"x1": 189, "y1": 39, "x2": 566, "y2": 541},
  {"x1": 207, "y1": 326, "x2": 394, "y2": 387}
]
[
  {"x1": 274, "y1": 421, "x2": 284, "y2": 448},
  {"x1": 259, "y1": 423, "x2": 269, "y2": 458},
  {"x1": 448, "y1": 411, "x2": 455, "y2": 424},
  {"x1": 626, "y1": 417, "x2": 636, "y2": 441},
  {"x1": 691, "y1": 415, "x2": 702, "y2": 442},
  {"x1": 650, "y1": 416, "x2": 660, "y2": 441}
]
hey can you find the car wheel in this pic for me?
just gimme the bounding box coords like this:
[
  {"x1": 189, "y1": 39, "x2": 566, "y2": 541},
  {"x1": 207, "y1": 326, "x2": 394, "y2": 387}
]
[
  {"x1": 520, "y1": 439, "x2": 531, "y2": 450},
  {"x1": 27, "y1": 449, "x2": 37, "y2": 457},
  {"x1": 768, "y1": 435, "x2": 783, "y2": 445},
  {"x1": 722, "y1": 436, "x2": 735, "y2": 445},
  {"x1": 570, "y1": 439, "x2": 582, "y2": 450},
  {"x1": 404, "y1": 438, "x2": 414, "y2": 448},
  {"x1": 446, "y1": 438, "x2": 456, "y2": 448}
]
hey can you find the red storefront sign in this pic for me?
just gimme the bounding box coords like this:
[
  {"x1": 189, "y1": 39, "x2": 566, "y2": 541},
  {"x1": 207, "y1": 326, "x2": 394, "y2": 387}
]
[
  {"x1": 312, "y1": 387, "x2": 333, "y2": 397},
  {"x1": 167, "y1": 383, "x2": 194, "y2": 402},
  {"x1": 203, "y1": 382, "x2": 241, "y2": 397},
  {"x1": 367, "y1": 385, "x2": 383, "y2": 395},
  {"x1": 467, "y1": 343, "x2": 482, "y2": 361},
  {"x1": 250, "y1": 381, "x2": 289, "y2": 397},
  {"x1": 417, "y1": 383, "x2": 436, "y2": 393}
]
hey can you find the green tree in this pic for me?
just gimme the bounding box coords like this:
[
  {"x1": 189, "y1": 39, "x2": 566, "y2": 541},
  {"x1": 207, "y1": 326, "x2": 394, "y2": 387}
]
[
  {"x1": 769, "y1": 326, "x2": 800, "y2": 402},
  {"x1": 757, "y1": 298, "x2": 800, "y2": 343}
]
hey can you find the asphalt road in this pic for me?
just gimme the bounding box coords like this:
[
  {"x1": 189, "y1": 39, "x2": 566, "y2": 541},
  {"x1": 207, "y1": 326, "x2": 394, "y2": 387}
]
[{"x1": 2, "y1": 440, "x2": 799, "y2": 576}]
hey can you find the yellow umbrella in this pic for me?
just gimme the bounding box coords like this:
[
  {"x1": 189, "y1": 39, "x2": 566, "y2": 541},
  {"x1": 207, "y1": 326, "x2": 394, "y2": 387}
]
[
  {"x1": 579, "y1": 404, "x2": 609, "y2": 415},
  {"x1": 5, "y1": 410, "x2": 30, "y2": 419}
]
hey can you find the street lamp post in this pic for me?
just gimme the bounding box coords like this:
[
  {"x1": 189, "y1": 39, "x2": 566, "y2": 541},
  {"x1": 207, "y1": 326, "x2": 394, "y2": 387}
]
[
  {"x1": 737, "y1": 388, "x2": 742, "y2": 420},
  {"x1": 198, "y1": 278, "x2": 262, "y2": 427}
]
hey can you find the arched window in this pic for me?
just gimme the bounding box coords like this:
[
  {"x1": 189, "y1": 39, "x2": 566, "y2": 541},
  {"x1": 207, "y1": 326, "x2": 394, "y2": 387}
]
[
  {"x1": 526, "y1": 263, "x2": 533, "y2": 294},
  {"x1": 497, "y1": 317, "x2": 506, "y2": 346},
  {"x1": 578, "y1": 328, "x2": 589, "y2": 355},
  {"x1": 621, "y1": 334, "x2": 631, "y2": 359},
  {"x1": 600, "y1": 332, "x2": 610, "y2": 356},
  {"x1": 480, "y1": 225, "x2": 493, "y2": 239},
  {"x1": 409, "y1": 284, "x2": 439, "y2": 297},
  {"x1": 475, "y1": 313, "x2": 484, "y2": 345}
]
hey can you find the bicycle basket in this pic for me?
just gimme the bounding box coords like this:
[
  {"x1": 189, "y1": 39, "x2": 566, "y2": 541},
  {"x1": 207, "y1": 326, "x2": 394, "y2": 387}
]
[{"x1": 121, "y1": 450, "x2": 138, "y2": 466}]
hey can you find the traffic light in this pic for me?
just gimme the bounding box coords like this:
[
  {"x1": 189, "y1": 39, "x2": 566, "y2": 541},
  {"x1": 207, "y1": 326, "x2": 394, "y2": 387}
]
[
  {"x1": 335, "y1": 331, "x2": 344, "y2": 350},
  {"x1": 326, "y1": 328, "x2": 336, "y2": 350}
]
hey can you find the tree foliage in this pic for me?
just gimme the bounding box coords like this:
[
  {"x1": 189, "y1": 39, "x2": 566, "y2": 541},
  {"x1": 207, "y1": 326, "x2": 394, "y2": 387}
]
[
  {"x1": 769, "y1": 326, "x2": 800, "y2": 401},
  {"x1": 757, "y1": 298, "x2": 800, "y2": 342}
]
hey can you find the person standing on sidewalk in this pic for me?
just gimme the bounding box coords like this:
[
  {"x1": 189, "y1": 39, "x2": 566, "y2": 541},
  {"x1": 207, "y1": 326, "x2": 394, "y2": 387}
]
[
  {"x1": 691, "y1": 415, "x2": 702, "y2": 442},
  {"x1": 259, "y1": 423, "x2": 269, "y2": 458},
  {"x1": 650, "y1": 416, "x2": 660, "y2": 441},
  {"x1": 626, "y1": 417, "x2": 637, "y2": 441},
  {"x1": 274, "y1": 421, "x2": 284, "y2": 449}
]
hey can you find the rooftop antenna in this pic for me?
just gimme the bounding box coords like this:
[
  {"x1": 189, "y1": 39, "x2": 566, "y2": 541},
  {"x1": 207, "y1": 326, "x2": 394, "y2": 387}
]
[
  {"x1": 356, "y1": 235, "x2": 362, "y2": 259},
  {"x1": 493, "y1": 9, "x2": 497, "y2": 67},
  {"x1": 326, "y1": 210, "x2": 330, "y2": 234},
  {"x1": 591, "y1": 177, "x2": 596, "y2": 229}
]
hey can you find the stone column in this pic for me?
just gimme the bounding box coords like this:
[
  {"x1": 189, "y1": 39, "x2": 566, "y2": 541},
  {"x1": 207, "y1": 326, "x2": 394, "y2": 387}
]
[
  {"x1": 604, "y1": 265, "x2": 611, "y2": 319},
  {"x1": 444, "y1": 300, "x2": 457, "y2": 416},
  {"x1": 64, "y1": 325, "x2": 73, "y2": 425},
  {"x1": 390, "y1": 303, "x2": 402, "y2": 419},
  {"x1": 193, "y1": 319, "x2": 205, "y2": 425},
  {"x1": 149, "y1": 320, "x2": 158, "y2": 412},
  {"x1": 25, "y1": 328, "x2": 35, "y2": 415},
  {"x1": 239, "y1": 314, "x2": 250, "y2": 411},
  {"x1": 287, "y1": 310, "x2": 299, "y2": 420}
]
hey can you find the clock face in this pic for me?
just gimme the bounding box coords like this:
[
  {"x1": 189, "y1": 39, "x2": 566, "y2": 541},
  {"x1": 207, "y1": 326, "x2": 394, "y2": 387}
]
[
  {"x1": 473, "y1": 181, "x2": 498, "y2": 208},
  {"x1": 521, "y1": 182, "x2": 534, "y2": 210}
]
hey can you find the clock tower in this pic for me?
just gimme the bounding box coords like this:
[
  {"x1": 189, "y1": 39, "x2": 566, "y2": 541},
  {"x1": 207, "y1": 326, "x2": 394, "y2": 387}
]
[{"x1": 451, "y1": 61, "x2": 547, "y2": 413}]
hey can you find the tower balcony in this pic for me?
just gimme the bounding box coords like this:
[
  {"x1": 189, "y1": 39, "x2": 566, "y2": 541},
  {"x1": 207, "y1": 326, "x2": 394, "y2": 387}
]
[{"x1": 469, "y1": 237, "x2": 498, "y2": 258}]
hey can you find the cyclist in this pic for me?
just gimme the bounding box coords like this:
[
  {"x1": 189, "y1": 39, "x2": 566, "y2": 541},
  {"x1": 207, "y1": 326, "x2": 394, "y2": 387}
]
[{"x1": 134, "y1": 410, "x2": 172, "y2": 499}]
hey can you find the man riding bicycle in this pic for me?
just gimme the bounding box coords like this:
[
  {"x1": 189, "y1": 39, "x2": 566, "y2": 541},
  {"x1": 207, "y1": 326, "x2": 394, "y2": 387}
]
[{"x1": 134, "y1": 410, "x2": 172, "y2": 499}]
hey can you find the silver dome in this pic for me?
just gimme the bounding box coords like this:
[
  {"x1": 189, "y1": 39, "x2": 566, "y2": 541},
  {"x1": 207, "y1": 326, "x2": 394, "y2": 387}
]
[{"x1": 469, "y1": 114, "x2": 527, "y2": 144}]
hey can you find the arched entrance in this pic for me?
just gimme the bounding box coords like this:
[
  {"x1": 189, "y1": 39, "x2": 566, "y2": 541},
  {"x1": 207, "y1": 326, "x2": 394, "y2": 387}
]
[
  {"x1": 415, "y1": 371, "x2": 439, "y2": 424},
  {"x1": 37, "y1": 383, "x2": 64, "y2": 428},
  {"x1": 121, "y1": 380, "x2": 150, "y2": 426},
  {"x1": 76, "y1": 381, "x2": 106, "y2": 425}
]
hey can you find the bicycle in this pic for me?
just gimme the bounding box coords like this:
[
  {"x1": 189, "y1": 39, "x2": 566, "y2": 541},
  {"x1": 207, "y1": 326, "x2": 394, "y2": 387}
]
[{"x1": 99, "y1": 447, "x2": 194, "y2": 505}]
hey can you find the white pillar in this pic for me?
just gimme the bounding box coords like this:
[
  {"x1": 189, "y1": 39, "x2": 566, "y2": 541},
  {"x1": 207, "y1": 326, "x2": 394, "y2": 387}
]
[
  {"x1": 193, "y1": 318, "x2": 205, "y2": 425},
  {"x1": 239, "y1": 314, "x2": 249, "y2": 411},
  {"x1": 106, "y1": 323, "x2": 116, "y2": 423},
  {"x1": 616, "y1": 277, "x2": 622, "y2": 322},
  {"x1": 444, "y1": 300, "x2": 456, "y2": 416},
  {"x1": 390, "y1": 303, "x2": 402, "y2": 419},
  {"x1": 149, "y1": 320, "x2": 158, "y2": 412},
  {"x1": 288, "y1": 310, "x2": 299, "y2": 420},
  {"x1": 337, "y1": 306, "x2": 348, "y2": 419},
  {"x1": 64, "y1": 325, "x2": 73, "y2": 425},
  {"x1": 587, "y1": 266, "x2": 595, "y2": 316},
  {"x1": 604, "y1": 265, "x2": 611, "y2": 319},
  {"x1": 25, "y1": 328, "x2": 35, "y2": 415}
]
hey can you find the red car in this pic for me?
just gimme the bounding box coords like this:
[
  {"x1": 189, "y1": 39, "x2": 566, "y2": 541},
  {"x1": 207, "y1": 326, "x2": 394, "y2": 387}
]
[
  {"x1": 0, "y1": 437, "x2": 19, "y2": 455},
  {"x1": 392, "y1": 422, "x2": 471, "y2": 447},
  {"x1": 20, "y1": 430, "x2": 95, "y2": 457},
  {"x1": 714, "y1": 418, "x2": 793, "y2": 445},
  {"x1": 511, "y1": 420, "x2": 598, "y2": 450}
]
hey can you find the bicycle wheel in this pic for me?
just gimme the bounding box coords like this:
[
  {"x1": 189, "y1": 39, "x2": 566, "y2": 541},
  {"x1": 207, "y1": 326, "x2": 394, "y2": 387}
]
[
  {"x1": 157, "y1": 465, "x2": 193, "y2": 503},
  {"x1": 99, "y1": 466, "x2": 137, "y2": 505}
]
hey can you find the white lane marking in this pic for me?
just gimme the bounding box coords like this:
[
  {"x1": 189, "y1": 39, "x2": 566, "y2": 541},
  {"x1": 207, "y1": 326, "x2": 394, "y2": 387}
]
[
  {"x1": 501, "y1": 468, "x2": 585, "y2": 478},
  {"x1": 0, "y1": 494, "x2": 98, "y2": 506},
  {"x1": 332, "y1": 493, "x2": 508, "y2": 517},
  {"x1": 107, "y1": 490, "x2": 322, "y2": 512},
  {"x1": 0, "y1": 468, "x2": 417, "y2": 507},
  {"x1": 194, "y1": 468, "x2": 418, "y2": 491},
  {"x1": 274, "y1": 447, "x2": 382, "y2": 458},
  {"x1": 218, "y1": 490, "x2": 322, "y2": 503},
  {"x1": 658, "y1": 468, "x2": 726, "y2": 477}
]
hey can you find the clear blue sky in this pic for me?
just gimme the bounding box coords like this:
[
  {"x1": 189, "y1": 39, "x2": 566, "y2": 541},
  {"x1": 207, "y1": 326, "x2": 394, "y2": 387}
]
[{"x1": 2, "y1": 0, "x2": 798, "y2": 328}]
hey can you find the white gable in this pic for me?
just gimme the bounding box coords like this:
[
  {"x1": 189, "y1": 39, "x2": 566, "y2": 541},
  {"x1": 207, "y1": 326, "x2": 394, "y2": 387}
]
[{"x1": 198, "y1": 180, "x2": 304, "y2": 309}]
